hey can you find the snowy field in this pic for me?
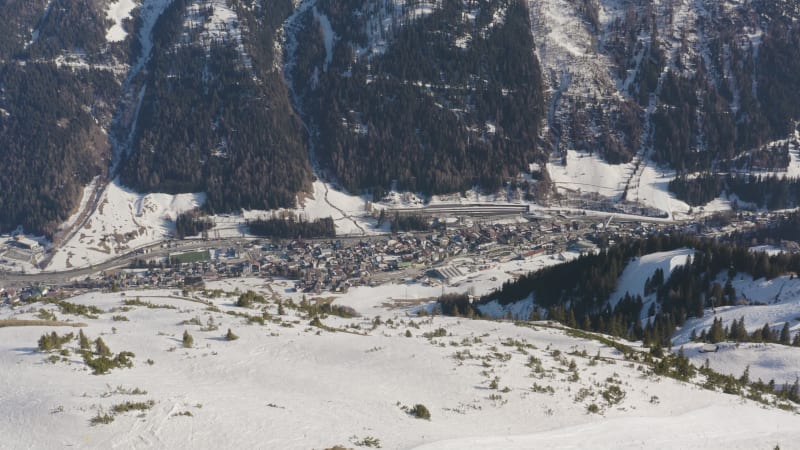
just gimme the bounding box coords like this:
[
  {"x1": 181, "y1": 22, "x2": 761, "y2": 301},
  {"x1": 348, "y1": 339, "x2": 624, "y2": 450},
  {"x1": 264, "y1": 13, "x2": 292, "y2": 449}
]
[
  {"x1": 106, "y1": 0, "x2": 138, "y2": 42},
  {"x1": 47, "y1": 180, "x2": 205, "y2": 271},
  {"x1": 2, "y1": 276, "x2": 799, "y2": 449},
  {"x1": 547, "y1": 150, "x2": 631, "y2": 200}
]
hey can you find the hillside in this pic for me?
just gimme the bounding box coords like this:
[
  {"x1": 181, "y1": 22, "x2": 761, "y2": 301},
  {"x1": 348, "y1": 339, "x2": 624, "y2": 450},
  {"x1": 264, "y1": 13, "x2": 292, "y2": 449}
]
[
  {"x1": 288, "y1": 0, "x2": 547, "y2": 197},
  {"x1": 0, "y1": 0, "x2": 124, "y2": 236},
  {"x1": 456, "y1": 234, "x2": 800, "y2": 387},
  {"x1": 1, "y1": 277, "x2": 799, "y2": 448},
  {"x1": 119, "y1": 0, "x2": 314, "y2": 212},
  {"x1": 2, "y1": 0, "x2": 800, "y2": 234},
  {"x1": 0, "y1": 0, "x2": 315, "y2": 236}
]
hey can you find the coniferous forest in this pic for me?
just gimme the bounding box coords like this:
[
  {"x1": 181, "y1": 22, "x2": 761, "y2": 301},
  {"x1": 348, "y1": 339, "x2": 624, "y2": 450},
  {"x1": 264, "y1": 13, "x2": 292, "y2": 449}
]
[
  {"x1": 669, "y1": 174, "x2": 800, "y2": 210},
  {"x1": 120, "y1": 0, "x2": 313, "y2": 213},
  {"x1": 0, "y1": 0, "x2": 125, "y2": 236},
  {"x1": 291, "y1": 0, "x2": 546, "y2": 197},
  {"x1": 247, "y1": 215, "x2": 335, "y2": 239},
  {"x1": 438, "y1": 228, "x2": 800, "y2": 347}
]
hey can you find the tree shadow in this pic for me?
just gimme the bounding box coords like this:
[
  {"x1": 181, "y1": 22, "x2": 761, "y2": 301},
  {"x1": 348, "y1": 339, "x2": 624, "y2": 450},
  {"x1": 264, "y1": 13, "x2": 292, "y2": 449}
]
[{"x1": 12, "y1": 347, "x2": 38, "y2": 355}]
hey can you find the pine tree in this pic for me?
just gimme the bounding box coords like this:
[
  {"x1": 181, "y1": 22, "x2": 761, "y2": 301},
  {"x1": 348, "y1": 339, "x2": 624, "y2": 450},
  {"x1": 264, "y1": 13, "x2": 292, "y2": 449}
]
[
  {"x1": 780, "y1": 322, "x2": 791, "y2": 345},
  {"x1": 225, "y1": 328, "x2": 239, "y2": 341},
  {"x1": 78, "y1": 329, "x2": 90, "y2": 350},
  {"x1": 95, "y1": 337, "x2": 111, "y2": 357},
  {"x1": 761, "y1": 323, "x2": 773, "y2": 343},
  {"x1": 709, "y1": 317, "x2": 726, "y2": 343},
  {"x1": 733, "y1": 317, "x2": 748, "y2": 342}
]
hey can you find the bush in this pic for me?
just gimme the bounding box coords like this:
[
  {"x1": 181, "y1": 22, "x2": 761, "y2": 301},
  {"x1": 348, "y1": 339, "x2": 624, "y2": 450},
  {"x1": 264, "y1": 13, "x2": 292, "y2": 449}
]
[
  {"x1": 182, "y1": 330, "x2": 194, "y2": 348},
  {"x1": 225, "y1": 328, "x2": 239, "y2": 341},
  {"x1": 236, "y1": 290, "x2": 265, "y2": 308},
  {"x1": 78, "y1": 330, "x2": 91, "y2": 350},
  {"x1": 95, "y1": 337, "x2": 111, "y2": 357},
  {"x1": 90, "y1": 412, "x2": 114, "y2": 425},
  {"x1": 111, "y1": 400, "x2": 155, "y2": 414},
  {"x1": 601, "y1": 385, "x2": 626, "y2": 405},
  {"x1": 423, "y1": 328, "x2": 447, "y2": 339},
  {"x1": 37, "y1": 332, "x2": 74, "y2": 352},
  {"x1": 410, "y1": 404, "x2": 431, "y2": 420},
  {"x1": 84, "y1": 353, "x2": 134, "y2": 375}
]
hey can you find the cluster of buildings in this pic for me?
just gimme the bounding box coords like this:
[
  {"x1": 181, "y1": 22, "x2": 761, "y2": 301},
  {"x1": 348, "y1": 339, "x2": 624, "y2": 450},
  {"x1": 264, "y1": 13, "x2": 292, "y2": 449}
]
[
  {"x1": 87, "y1": 219, "x2": 600, "y2": 294},
  {"x1": 0, "y1": 285, "x2": 48, "y2": 304},
  {"x1": 7, "y1": 210, "x2": 794, "y2": 302}
]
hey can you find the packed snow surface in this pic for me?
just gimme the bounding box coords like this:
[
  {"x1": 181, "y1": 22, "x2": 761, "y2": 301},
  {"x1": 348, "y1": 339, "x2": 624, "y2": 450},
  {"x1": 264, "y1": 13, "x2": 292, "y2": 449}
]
[
  {"x1": 413, "y1": 405, "x2": 798, "y2": 450},
  {"x1": 547, "y1": 150, "x2": 629, "y2": 199}
]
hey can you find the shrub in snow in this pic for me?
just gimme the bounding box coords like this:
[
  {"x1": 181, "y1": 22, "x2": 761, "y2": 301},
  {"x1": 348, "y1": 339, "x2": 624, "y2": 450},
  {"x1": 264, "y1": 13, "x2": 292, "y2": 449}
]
[
  {"x1": 183, "y1": 330, "x2": 194, "y2": 348},
  {"x1": 410, "y1": 403, "x2": 431, "y2": 420}
]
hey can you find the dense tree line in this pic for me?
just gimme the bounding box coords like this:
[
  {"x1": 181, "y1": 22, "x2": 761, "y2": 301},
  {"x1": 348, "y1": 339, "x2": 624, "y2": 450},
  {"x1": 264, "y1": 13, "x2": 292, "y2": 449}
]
[
  {"x1": 121, "y1": 0, "x2": 313, "y2": 214},
  {"x1": 438, "y1": 233, "x2": 800, "y2": 346},
  {"x1": 728, "y1": 211, "x2": 800, "y2": 245},
  {"x1": 247, "y1": 214, "x2": 335, "y2": 238},
  {"x1": 695, "y1": 317, "x2": 800, "y2": 347},
  {"x1": 389, "y1": 213, "x2": 431, "y2": 233},
  {"x1": 669, "y1": 174, "x2": 800, "y2": 209},
  {"x1": 292, "y1": 0, "x2": 546, "y2": 197},
  {"x1": 174, "y1": 211, "x2": 215, "y2": 239},
  {"x1": 668, "y1": 174, "x2": 724, "y2": 207}
]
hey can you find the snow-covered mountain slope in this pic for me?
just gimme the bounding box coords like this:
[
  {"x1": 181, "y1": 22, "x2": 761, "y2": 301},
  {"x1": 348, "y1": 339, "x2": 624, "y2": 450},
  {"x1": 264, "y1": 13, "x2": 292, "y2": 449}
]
[
  {"x1": 471, "y1": 244, "x2": 800, "y2": 389},
  {"x1": 1, "y1": 277, "x2": 799, "y2": 448},
  {"x1": 672, "y1": 273, "x2": 800, "y2": 383},
  {"x1": 535, "y1": 0, "x2": 800, "y2": 216},
  {"x1": 415, "y1": 404, "x2": 798, "y2": 450}
]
